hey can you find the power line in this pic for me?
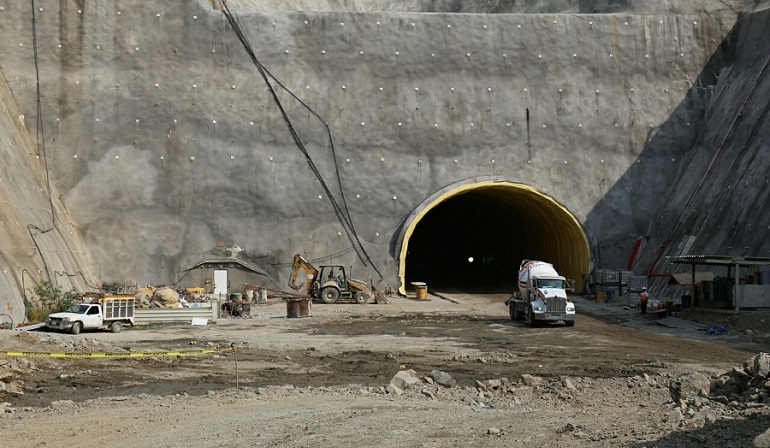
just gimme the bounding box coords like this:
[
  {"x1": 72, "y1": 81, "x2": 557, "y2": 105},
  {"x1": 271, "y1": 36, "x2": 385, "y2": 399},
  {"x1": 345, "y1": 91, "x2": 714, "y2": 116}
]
[{"x1": 217, "y1": 0, "x2": 382, "y2": 278}]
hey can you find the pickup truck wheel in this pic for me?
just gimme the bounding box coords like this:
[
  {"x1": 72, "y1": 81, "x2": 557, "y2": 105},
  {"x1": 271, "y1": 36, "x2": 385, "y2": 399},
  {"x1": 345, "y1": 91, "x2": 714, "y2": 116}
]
[
  {"x1": 354, "y1": 291, "x2": 369, "y2": 304},
  {"x1": 71, "y1": 321, "x2": 82, "y2": 335},
  {"x1": 320, "y1": 287, "x2": 339, "y2": 304},
  {"x1": 565, "y1": 320, "x2": 575, "y2": 327},
  {"x1": 509, "y1": 302, "x2": 516, "y2": 321},
  {"x1": 110, "y1": 321, "x2": 122, "y2": 333}
]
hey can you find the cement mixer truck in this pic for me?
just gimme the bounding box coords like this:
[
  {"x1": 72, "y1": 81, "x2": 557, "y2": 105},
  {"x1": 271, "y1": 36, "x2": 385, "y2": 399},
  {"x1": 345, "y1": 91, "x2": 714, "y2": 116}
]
[{"x1": 505, "y1": 259, "x2": 576, "y2": 327}]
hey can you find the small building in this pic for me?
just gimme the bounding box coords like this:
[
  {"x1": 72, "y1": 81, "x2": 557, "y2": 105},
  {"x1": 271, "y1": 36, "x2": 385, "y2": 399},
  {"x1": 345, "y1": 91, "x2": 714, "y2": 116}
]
[
  {"x1": 179, "y1": 258, "x2": 268, "y2": 297},
  {"x1": 667, "y1": 255, "x2": 770, "y2": 310}
]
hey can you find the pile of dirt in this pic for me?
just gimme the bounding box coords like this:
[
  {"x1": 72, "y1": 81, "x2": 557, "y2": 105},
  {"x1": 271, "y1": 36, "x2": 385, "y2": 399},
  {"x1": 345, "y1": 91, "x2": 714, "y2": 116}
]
[{"x1": 709, "y1": 353, "x2": 770, "y2": 406}]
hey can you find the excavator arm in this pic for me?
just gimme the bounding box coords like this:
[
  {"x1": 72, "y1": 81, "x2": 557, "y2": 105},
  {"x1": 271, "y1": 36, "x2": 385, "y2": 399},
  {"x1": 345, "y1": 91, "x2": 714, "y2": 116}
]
[{"x1": 288, "y1": 254, "x2": 319, "y2": 294}]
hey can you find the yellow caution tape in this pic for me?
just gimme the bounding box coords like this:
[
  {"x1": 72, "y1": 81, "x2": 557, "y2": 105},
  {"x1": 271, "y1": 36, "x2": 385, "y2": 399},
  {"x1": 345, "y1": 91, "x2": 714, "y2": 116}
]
[{"x1": 0, "y1": 347, "x2": 233, "y2": 358}]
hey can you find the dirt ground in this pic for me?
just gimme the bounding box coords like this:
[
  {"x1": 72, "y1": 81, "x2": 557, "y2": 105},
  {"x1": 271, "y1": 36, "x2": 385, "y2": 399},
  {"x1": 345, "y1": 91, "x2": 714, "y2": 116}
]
[{"x1": 0, "y1": 293, "x2": 768, "y2": 447}]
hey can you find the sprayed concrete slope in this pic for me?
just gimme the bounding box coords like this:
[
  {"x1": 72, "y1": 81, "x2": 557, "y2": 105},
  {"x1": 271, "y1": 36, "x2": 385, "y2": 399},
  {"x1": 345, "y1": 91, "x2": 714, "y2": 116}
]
[
  {"x1": 632, "y1": 6, "x2": 770, "y2": 285},
  {"x1": 0, "y1": 1, "x2": 766, "y2": 312},
  {"x1": 0, "y1": 73, "x2": 93, "y2": 325}
]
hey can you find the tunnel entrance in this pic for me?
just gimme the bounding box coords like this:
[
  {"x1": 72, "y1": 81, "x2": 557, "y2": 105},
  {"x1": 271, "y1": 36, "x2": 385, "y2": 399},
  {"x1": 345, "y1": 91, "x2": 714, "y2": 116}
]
[{"x1": 397, "y1": 179, "x2": 590, "y2": 295}]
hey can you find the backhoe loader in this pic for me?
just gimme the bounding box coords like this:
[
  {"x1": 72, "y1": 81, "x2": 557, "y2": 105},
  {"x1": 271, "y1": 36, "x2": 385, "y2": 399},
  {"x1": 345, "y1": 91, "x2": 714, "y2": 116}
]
[{"x1": 288, "y1": 254, "x2": 373, "y2": 304}]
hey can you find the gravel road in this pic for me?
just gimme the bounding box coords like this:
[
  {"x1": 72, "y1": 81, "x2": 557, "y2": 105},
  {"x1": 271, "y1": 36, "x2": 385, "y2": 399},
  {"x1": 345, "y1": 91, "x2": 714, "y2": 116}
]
[{"x1": 1, "y1": 293, "x2": 768, "y2": 447}]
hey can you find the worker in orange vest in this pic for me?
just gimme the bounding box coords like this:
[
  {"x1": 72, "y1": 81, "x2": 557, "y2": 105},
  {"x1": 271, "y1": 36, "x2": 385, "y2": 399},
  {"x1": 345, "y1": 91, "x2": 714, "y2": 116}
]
[{"x1": 640, "y1": 287, "x2": 648, "y2": 314}]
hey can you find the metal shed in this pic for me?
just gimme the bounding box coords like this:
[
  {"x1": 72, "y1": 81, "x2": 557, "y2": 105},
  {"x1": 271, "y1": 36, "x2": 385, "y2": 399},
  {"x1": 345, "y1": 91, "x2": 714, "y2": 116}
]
[{"x1": 667, "y1": 255, "x2": 770, "y2": 310}]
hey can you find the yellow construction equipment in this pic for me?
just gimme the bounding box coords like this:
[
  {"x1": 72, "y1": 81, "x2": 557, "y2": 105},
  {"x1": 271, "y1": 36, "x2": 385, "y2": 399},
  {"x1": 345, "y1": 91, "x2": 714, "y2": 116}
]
[{"x1": 288, "y1": 254, "x2": 373, "y2": 304}]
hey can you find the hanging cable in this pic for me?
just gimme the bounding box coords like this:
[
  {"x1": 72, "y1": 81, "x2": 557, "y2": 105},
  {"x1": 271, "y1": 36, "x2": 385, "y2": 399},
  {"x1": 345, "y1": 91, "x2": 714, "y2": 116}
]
[
  {"x1": 54, "y1": 270, "x2": 100, "y2": 290},
  {"x1": 271, "y1": 216, "x2": 406, "y2": 268},
  {"x1": 646, "y1": 47, "x2": 770, "y2": 275},
  {"x1": 217, "y1": 0, "x2": 381, "y2": 278},
  {"x1": 26, "y1": 0, "x2": 56, "y2": 282}
]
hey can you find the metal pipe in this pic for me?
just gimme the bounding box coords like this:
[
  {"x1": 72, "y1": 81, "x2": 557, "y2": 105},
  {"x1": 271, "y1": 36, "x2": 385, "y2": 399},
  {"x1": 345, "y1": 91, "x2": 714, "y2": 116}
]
[
  {"x1": 734, "y1": 262, "x2": 739, "y2": 311},
  {"x1": 691, "y1": 264, "x2": 696, "y2": 308}
]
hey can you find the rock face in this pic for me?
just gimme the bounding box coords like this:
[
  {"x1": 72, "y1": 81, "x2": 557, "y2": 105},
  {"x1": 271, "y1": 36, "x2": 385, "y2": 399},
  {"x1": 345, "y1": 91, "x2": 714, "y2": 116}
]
[
  {"x1": 0, "y1": 74, "x2": 92, "y2": 325},
  {"x1": 0, "y1": 0, "x2": 749, "y2": 299}
]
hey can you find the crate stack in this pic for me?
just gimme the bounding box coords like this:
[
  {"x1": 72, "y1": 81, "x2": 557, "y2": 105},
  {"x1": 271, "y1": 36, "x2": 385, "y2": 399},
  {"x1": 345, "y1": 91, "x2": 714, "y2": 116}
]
[
  {"x1": 594, "y1": 269, "x2": 634, "y2": 303},
  {"x1": 627, "y1": 275, "x2": 648, "y2": 307}
]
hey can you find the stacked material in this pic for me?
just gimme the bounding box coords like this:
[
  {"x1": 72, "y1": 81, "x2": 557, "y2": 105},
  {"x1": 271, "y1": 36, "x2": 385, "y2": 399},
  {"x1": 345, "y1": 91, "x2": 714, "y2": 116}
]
[
  {"x1": 134, "y1": 287, "x2": 156, "y2": 308},
  {"x1": 134, "y1": 286, "x2": 181, "y2": 308}
]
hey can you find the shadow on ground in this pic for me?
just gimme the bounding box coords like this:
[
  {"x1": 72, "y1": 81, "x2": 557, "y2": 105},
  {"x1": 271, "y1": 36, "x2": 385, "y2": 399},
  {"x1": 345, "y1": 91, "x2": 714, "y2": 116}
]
[{"x1": 629, "y1": 412, "x2": 770, "y2": 448}]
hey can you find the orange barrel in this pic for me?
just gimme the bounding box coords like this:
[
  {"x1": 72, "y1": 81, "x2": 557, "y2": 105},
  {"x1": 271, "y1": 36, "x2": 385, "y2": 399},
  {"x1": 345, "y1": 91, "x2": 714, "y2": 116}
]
[{"x1": 412, "y1": 282, "x2": 428, "y2": 300}]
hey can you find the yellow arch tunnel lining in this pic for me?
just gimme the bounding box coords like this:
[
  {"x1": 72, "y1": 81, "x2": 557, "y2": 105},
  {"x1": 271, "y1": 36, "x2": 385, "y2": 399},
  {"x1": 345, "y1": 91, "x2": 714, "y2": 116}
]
[{"x1": 397, "y1": 180, "x2": 590, "y2": 295}]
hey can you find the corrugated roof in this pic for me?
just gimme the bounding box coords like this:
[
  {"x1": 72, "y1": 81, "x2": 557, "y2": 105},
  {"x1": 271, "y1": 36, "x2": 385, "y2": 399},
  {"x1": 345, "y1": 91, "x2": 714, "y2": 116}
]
[
  {"x1": 668, "y1": 255, "x2": 770, "y2": 266},
  {"x1": 182, "y1": 258, "x2": 268, "y2": 276},
  {"x1": 668, "y1": 271, "x2": 715, "y2": 285}
]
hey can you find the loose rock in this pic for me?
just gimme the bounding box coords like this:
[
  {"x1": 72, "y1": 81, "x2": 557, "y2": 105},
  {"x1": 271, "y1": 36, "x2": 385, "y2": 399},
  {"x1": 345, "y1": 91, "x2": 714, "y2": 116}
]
[
  {"x1": 521, "y1": 374, "x2": 544, "y2": 388},
  {"x1": 670, "y1": 372, "x2": 710, "y2": 402},
  {"x1": 428, "y1": 369, "x2": 456, "y2": 387},
  {"x1": 390, "y1": 370, "x2": 421, "y2": 391}
]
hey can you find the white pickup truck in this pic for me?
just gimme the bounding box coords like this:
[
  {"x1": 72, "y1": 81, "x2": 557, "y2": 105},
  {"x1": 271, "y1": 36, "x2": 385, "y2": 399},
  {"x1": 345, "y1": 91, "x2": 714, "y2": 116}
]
[{"x1": 45, "y1": 297, "x2": 135, "y2": 335}]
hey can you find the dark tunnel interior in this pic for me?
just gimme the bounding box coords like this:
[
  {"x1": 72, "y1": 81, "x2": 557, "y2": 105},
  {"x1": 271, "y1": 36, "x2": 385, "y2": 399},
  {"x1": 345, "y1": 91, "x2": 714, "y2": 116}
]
[{"x1": 403, "y1": 185, "x2": 589, "y2": 294}]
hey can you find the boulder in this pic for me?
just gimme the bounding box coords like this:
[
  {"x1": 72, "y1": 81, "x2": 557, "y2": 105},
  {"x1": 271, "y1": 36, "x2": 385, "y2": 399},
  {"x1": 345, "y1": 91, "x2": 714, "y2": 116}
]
[
  {"x1": 428, "y1": 370, "x2": 456, "y2": 387},
  {"x1": 731, "y1": 367, "x2": 753, "y2": 390},
  {"x1": 479, "y1": 378, "x2": 504, "y2": 389},
  {"x1": 389, "y1": 370, "x2": 420, "y2": 391},
  {"x1": 670, "y1": 372, "x2": 710, "y2": 402},
  {"x1": 712, "y1": 395, "x2": 730, "y2": 405},
  {"x1": 135, "y1": 286, "x2": 156, "y2": 308},
  {"x1": 0, "y1": 381, "x2": 23, "y2": 396},
  {"x1": 693, "y1": 409, "x2": 717, "y2": 424},
  {"x1": 713, "y1": 379, "x2": 742, "y2": 397},
  {"x1": 520, "y1": 374, "x2": 544, "y2": 388},
  {"x1": 562, "y1": 377, "x2": 577, "y2": 391},
  {"x1": 752, "y1": 353, "x2": 770, "y2": 380},
  {"x1": 755, "y1": 427, "x2": 770, "y2": 448},
  {"x1": 153, "y1": 287, "x2": 180, "y2": 308},
  {"x1": 386, "y1": 383, "x2": 403, "y2": 396}
]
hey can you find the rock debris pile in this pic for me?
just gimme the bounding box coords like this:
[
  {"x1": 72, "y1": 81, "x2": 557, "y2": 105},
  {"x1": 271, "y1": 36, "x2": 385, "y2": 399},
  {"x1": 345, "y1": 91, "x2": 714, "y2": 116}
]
[
  {"x1": 710, "y1": 352, "x2": 770, "y2": 406},
  {"x1": 0, "y1": 358, "x2": 34, "y2": 401}
]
